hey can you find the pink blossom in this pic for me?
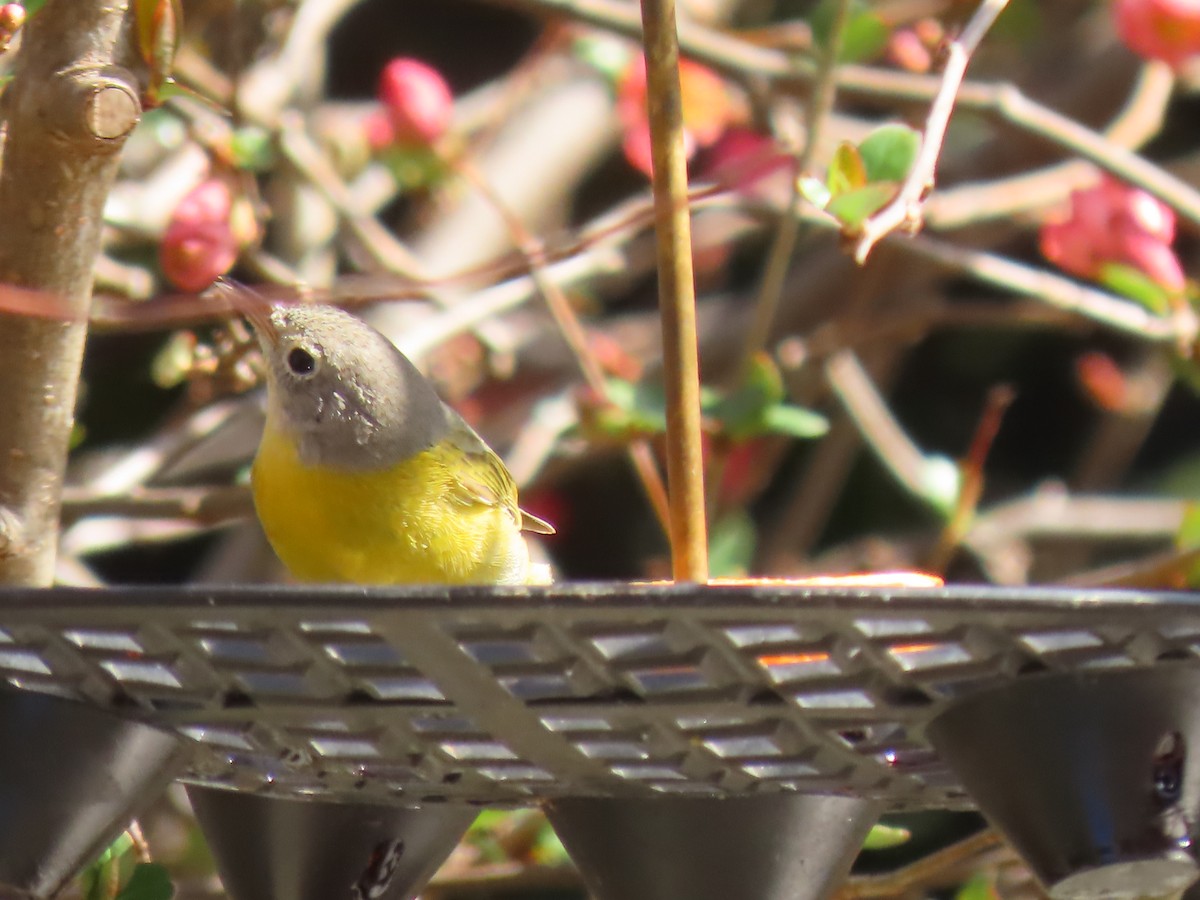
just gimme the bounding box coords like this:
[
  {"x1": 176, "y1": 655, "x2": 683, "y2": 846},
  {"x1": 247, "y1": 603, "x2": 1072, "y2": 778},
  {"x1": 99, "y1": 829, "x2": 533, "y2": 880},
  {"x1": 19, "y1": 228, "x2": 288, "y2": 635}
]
[
  {"x1": 1114, "y1": 0, "x2": 1200, "y2": 68},
  {"x1": 1039, "y1": 175, "x2": 1185, "y2": 294},
  {"x1": 377, "y1": 58, "x2": 454, "y2": 146},
  {"x1": 160, "y1": 179, "x2": 239, "y2": 293}
]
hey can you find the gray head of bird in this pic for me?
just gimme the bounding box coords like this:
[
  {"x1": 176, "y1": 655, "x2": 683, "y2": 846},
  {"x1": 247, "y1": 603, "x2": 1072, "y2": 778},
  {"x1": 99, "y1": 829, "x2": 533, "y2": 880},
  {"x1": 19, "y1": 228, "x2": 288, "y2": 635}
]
[{"x1": 245, "y1": 303, "x2": 451, "y2": 470}]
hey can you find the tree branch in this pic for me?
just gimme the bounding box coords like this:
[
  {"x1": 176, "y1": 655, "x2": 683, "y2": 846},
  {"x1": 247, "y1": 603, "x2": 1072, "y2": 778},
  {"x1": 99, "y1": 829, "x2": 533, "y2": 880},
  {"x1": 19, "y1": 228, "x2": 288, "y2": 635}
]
[{"x1": 0, "y1": 0, "x2": 145, "y2": 586}]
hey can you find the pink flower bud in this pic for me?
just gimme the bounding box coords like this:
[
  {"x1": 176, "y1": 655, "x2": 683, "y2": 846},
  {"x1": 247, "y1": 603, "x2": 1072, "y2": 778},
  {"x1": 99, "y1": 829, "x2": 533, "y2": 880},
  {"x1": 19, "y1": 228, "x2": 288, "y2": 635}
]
[
  {"x1": 377, "y1": 58, "x2": 453, "y2": 146},
  {"x1": 160, "y1": 179, "x2": 240, "y2": 293},
  {"x1": 1114, "y1": 0, "x2": 1200, "y2": 68},
  {"x1": 887, "y1": 29, "x2": 933, "y2": 73},
  {"x1": 1040, "y1": 174, "x2": 1185, "y2": 295},
  {"x1": 0, "y1": 3, "x2": 24, "y2": 32}
]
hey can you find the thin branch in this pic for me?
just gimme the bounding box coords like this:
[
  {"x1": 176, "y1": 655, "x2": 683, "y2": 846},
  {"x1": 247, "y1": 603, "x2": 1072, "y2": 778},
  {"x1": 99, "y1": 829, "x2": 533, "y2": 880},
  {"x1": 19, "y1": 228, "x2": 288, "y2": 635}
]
[
  {"x1": 738, "y1": 0, "x2": 848, "y2": 379},
  {"x1": 641, "y1": 0, "x2": 709, "y2": 581},
  {"x1": 925, "y1": 62, "x2": 1175, "y2": 229},
  {"x1": 824, "y1": 349, "x2": 935, "y2": 507},
  {"x1": 904, "y1": 231, "x2": 1200, "y2": 346},
  {"x1": 853, "y1": 0, "x2": 1010, "y2": 262}
]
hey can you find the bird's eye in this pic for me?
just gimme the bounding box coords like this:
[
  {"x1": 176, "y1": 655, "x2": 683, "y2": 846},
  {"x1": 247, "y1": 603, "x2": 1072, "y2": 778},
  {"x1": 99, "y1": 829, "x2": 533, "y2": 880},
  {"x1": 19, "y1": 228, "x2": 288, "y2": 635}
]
[{"x1": 286, "y1": 346, "x2": 317, "y2": 377}]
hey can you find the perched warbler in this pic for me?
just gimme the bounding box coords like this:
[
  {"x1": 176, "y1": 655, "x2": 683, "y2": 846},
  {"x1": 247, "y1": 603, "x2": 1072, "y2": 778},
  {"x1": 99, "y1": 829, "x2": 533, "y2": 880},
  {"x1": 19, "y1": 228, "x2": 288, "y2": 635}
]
[{"x1": 244, "y1": 302, "x2": 553, "y2": 585}]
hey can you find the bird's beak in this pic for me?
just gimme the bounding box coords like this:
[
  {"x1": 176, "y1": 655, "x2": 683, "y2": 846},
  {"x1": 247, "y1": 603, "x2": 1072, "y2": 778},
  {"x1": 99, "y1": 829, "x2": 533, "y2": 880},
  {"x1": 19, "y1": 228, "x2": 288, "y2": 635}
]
[{"x1": 242, "y1": 301, "x2": 280, "y2": 348}]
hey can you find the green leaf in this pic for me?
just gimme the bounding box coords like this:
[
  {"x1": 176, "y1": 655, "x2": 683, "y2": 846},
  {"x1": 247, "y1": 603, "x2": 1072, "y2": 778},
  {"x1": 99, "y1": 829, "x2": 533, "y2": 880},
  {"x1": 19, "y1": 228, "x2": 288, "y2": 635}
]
[
  {"x1": 134, "y1": 0, "x2": 182, "y2": 90},
  {"x1": 857, "y1": 123, "x2": 921, "y2": 184},
  {"x1": 709, "y1": 511, "x2": 756, "y2": 578},
  {"x1": 810, "y1": 0, "x2": 889, "y2": 62},
  {"x1": 152, "y1": 78, "x2": 230, "y2": 117},
  {"x1": 825, "y1": 182, "x2": 898, "y2": 230},
  {"x1": 1177, "y1": 503, "x2": 1200, "y2": 550},
  {"x1": 839, "y1": 9, "x2": 890, "y2": 63},
  {"x1": 230, "y1": 126, "x2": 275, "y2": 171},
  {"x1": 95, "y1": 832, "x2": 135, "y2": 868},
  {"x1": 380, "y1": 144, "x2": 449, "y2": 191},
  {"x1": 1098, "y1": 262, "x2": 1172, "y2": 314},
  {"x1": 956, "y1": 870, "x2": 999, "y2": 900},
  {"x1": 708, "y1": 355, "x2": 783, "y2": 440},
  {"x1": 827, "y1": 142, "x2": 867, "y2": 196},
  {"x1": 116, "y1": 864, "x2": 174, "y2": 900},
  {"x1": 22, "y1": 0, "x2": 47, "y2": 17},
  {"x1": 605, "y1": 377, "x2": 668, "y2": 434},
  {"x1": 798, "y1": 176, "x2": 831, "y2": 210},
  {"x1": 573, "y1": 34, "x2": 631, "y2": 83},
  {"x1": 862, "y1": 822, "x2": 912, "y2": 850},
  {"x1": 759, "y1": 403, "x2": 830, "y2": 439}
]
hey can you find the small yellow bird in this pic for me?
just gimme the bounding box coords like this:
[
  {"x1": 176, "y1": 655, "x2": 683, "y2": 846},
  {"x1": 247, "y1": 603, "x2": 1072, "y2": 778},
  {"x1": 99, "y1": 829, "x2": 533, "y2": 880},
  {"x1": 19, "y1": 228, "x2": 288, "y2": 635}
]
[{"x1": 244, "y1": 302, "x2": 553, "y2": 585}]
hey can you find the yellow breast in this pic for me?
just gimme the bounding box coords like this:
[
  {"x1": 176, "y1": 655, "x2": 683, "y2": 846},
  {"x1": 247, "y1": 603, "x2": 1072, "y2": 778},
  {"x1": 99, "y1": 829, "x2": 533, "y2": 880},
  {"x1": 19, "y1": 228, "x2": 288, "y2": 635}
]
[{"x1": 251, "y1": 423, "x2": 527, "y2": 585}]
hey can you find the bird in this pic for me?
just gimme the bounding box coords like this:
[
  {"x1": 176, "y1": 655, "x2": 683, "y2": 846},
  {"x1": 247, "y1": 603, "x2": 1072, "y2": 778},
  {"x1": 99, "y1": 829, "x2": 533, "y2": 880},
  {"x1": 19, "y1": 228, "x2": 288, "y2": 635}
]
[{"x1": 243, "y1": 301, "x2": 553, "y2": 585}]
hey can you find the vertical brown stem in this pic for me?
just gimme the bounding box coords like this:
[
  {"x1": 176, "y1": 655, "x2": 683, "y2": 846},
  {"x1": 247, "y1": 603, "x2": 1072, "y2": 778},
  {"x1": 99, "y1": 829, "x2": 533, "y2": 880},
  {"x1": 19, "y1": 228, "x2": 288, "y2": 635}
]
[
  {"x1": 640, "y1": 0, "x2": 708, "y2": 581},
  {"x1": 0, "y1": 0, "x2": 144, "y2": 585}
]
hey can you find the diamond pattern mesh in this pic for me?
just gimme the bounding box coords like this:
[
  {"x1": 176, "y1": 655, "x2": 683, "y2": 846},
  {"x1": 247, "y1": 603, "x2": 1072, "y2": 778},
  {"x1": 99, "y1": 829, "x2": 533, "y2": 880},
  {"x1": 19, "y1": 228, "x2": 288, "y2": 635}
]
[{"x1": 0, "y1": 582, "x2": 1195, "y2": 808}]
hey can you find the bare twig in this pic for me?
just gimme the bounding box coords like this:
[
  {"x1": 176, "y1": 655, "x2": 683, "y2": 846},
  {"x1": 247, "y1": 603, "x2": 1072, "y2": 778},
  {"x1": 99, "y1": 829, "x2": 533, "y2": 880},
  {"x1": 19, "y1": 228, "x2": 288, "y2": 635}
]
[
  {"x1": 738, "y1": 0, "x2": 848, "y2": 378},
  {"x1": 853, "y1": 0, "x2": 1010, "y2": 262},
  {"x1": 641, "y1": 0, "x2": 708, "y2": 581},
  {"x1": 825, "y1": 348, "x2": 943, "y2": 509},
  {"x1": 904, "y1": 231, "x2": 1200, "y2": 346},
  {"x1": 926, "y1": 384, "x2": 1014, "y2": 572}
]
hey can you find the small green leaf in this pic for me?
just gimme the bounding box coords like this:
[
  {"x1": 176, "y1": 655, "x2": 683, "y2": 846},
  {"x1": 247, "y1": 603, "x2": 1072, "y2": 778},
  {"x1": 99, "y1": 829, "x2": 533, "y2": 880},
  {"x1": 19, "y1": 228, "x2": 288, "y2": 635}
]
[
  {"x1": 95, "y1": 832, "x2": 135, "y2": 868},
  {"x1": 230, "y1": 126, "x2": 275, "y2": 171},
  {"x1": 825, "y1": 182, "x2": 898, "y2": 230},
  {"x1": 116, "y1": 864, "x2": 174, "y2": 900},
  {"x1": 573, "y1": 34, "x2": 631, "y2": 83},
  {"x1": 810, "y1": 0, "x2": 889, "y2": 62},
  {"x1": 23, "y1": 0, "x2": 47, "y2": 17},
  {"x1": 798, "y1": 176, "x2": 831, "y2": 210},
  {"x1": 759, "y1": 404, "x2": 830, "y2": 439},
  {"x1": 135, "y1": 0, "x2": 182, "y2": 92},
  {"x1": 152, "y1": 78, "x2": 230, "y2": 117},
  {"x1": 1098, "y1": 262, "x2": 1171, "y2": 314},
  {"x1": 709, "y1": 511, "x2": 757, "y2": 578},
  {"x1": 605, "y1": 378, "x2": 668, "y2": 434},
  {"x1": 839, "y1": 10, "x2": 890, "y2": 63},
  {"x1": 956, "y1": 870, "x2": 999, "y2": 900},
  {"x1": 1177, "y1": 503, "x2": 1200, "y2": 550},
  {"x1": 857, "y1": 123, "x2": 921, "y2": 184},
  {"x1": 827, "y1": 142, "x2": 866, "y2": 196},
  {"x1": 862, "y1": 822, "x2": 912, "y2": 850},
  {"x1": 380, "y1": 144, "x2": 449, "y2": 191}
]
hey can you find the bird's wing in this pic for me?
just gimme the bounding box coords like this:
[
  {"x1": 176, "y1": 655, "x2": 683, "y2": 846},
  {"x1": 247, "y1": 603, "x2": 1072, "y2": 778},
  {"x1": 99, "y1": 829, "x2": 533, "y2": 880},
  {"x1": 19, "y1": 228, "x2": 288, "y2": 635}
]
[{"x1": 443, "y1": 417, "x2": 557, "y2": 535}]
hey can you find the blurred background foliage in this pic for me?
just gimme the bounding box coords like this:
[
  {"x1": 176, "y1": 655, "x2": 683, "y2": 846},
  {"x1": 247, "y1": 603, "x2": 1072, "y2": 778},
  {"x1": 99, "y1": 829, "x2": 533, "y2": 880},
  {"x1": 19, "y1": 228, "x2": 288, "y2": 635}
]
[{"x1": 14, "y1": 0, "x2": 1200, "y2": 895}]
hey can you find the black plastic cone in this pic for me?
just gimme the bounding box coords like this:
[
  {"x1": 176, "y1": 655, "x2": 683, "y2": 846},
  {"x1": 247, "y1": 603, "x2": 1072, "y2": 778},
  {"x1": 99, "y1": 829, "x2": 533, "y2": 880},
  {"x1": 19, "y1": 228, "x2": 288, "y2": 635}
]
[
  {"x1": 187, "y1": 786, "x2": 476, "y2": 900},
  {"x1": 546, "y1": 793, "x2": 880, "y2": 900},
  {"x1": 0, "y1": 687, "x2": 185, "y2": 898},
  {"x1": 928, "y1": 666, "x2": 1200, "y2": 899}
]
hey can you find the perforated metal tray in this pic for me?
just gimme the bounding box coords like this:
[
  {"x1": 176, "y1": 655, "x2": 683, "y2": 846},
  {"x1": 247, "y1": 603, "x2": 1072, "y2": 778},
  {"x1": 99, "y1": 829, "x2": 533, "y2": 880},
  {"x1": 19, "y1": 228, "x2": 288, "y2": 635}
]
[{"x1": 0, "y1": 582, "x2": 1195, "y2": 809}]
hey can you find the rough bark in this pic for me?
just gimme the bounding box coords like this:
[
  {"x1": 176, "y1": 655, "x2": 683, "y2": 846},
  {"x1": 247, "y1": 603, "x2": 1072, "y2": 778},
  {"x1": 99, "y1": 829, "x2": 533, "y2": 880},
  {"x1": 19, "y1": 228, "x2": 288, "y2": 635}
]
[{"x1": 0, "y1": 0, "x2": 144, "y2": 585}]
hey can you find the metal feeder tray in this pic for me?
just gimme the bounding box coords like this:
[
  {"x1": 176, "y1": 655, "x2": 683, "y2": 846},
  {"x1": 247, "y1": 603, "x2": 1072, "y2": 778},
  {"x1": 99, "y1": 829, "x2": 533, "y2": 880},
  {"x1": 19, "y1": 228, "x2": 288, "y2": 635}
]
[{"x1": 0, "y1": 580, "x2": 1193, "y2": 808}]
